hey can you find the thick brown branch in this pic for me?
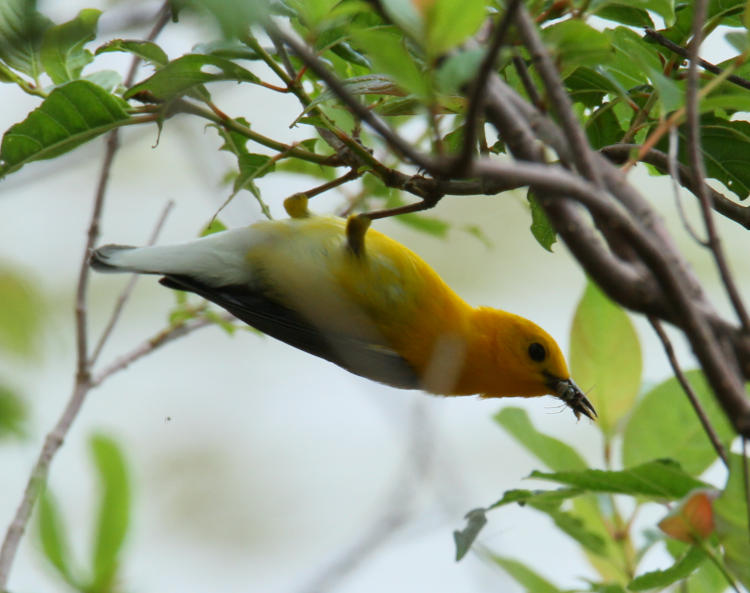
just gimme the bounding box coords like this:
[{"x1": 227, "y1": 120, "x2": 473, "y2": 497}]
[{"x1": 470, "y1": 158, "x2": 750, "y2": 436}]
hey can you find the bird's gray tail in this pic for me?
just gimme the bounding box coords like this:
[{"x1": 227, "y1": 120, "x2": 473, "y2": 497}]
[{"x1": 90, "y1": 245, "x2": 139, "y2": 273}]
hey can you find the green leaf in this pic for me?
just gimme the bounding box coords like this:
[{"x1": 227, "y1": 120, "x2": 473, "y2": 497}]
[
  {"x1": 487, "y1": 486, "x2": 605, "y2": 554},
  {"x1": 494, "y1": 407, "x2": 587, "y2": 471},
  {"x1": 0, "y1": 266, "x2": 44, "y2": 356},
  {"x1": 589, "y1": 0, "x2": 675, "y2": 26},
  {"x1": 0, "y1": 382, "x2": 26, "y2": 438},
  {"x1": 490, "y1": 555, "x2": 562, "y2": 593},
  {"x1": 708, "y1": 0, "x2": 747, "y2": 24},
  {"x1": 200, "y1": 218, "x2": 227, "y2": 236},
  {"x1": 591, "y1": 5, "x2": 654, "y2": 27},
  {"x1": 540, "y1": 505, "x2": 607, "y2": 555},
  {"x1": 301, "y1": 74, "x2": 403, "y2": 120},
  {"x1": 423, "y1": 0, "x2": 487, "y2": 58},
  {"x1": 656, "y1": 115, "x2": 750, "y2": 199},
  {"x1": 698, "y1": 92, "x2": 750, "y2": 115},
  {"x1": 39, "y1": 8, "x2": 100, "y2": 84},
  {"x1": 628, "y1": 545, "x2": 706, "y2": 591},
  {"x1": 83, "y1": 69, "x2": 122, "y2": 92},
  {"x1": 0, "y1": 0, "x2": 52, "y2": 79},
  {"x1": 453, "y1": 508, "x2": 487, "y2": 560},
  {"x1": 0, "y1": 80, "x2": 129, "y2": 177},
  {"x1": 234, "y1": 152, "x2": 275, "y2": 194},
  {"x1": 531, "y1": 459, "x2": 707, "y2": 499},
  {"x1": 527, "y1": 190, "x2": 557, "y2": 252},
  {"x1": 542, "y1": 20, "x2": 613, "y2": 70},
  {"x1": 192, "y1": 39, "x2": 261, "y2": 60},
  {"x1": 585, "y1": 104, "x2": 625, "y2": 150},
  {"x1": 569, "y1": 280, "x2": 642, "y2": 436},
  {"x1": 725, "y1": 30, "x2": 750, "y2": 53},
  {"x1": 681, "y1": 546, "x2": 731, "y2": 593},
  {"x1": 96, "y1": 38, "x2": 168, "y2": 67},
  {"x1": 489, "y1": 487, "x2": 584, "y2": 511},
  {"x1": 38, "y1": 490, "x2": 76, "y2": 585},
  {"x1": 714, "y1": 454, "x2": 750, "y2": 589},
  {"x1": 435, "y1": 48, "x2": 484, "y2": 94},
  {"x1": 186, "y1": 0, "x2": 270, "y2": 38},
  {"x1": 606, "y1": 26, "x2": 681, "y2": 113},
  {"x1": 90, "y1": 434, "x2": 131, "y2": 591},
  {"x1": 623, "y1": 371, "x2": 736, "y2": 476},
  {"x1": 564, "y1": 67, "x2": 618, "y2": 108},
  {"x1": 124, "y1": 54, "x2": 260, "y2": 101},
  {"x1": 352, "y1": 28, "x2": 430, "y2": 100},
  {"x1": 379, "y1": 0, "x2": 422, "y2": 40},
  {"x1": 329, "y1": 40, "x2": 371, "y2": 68}
]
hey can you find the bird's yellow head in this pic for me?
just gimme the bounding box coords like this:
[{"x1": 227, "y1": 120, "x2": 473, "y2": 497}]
[{"x1": 474, "y1": 309, "x2": 596, "y2": 420}]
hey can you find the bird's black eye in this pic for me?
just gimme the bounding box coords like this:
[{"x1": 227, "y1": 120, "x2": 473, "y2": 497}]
[{"x1": 528, "y1": 342, "x2": 546, "y2": 362}]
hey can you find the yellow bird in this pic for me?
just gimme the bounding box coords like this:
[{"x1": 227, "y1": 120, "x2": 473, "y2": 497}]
[{"x1": 91, "y1": 210, "x2": 595, "y2": 420}]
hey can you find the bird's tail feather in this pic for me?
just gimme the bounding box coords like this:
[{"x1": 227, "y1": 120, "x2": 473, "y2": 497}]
[{"x1": 90, "y1": 244, "x2": 195, "y2": 275}]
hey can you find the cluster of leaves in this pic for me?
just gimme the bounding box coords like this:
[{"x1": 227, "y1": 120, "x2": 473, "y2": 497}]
[
  {"x1": 38, "y1": 435, "x2": 131, "y2": 593},
  {"x1": 2, "y1": 0, "x2": 750, "y2": 241},
  {"x1": 454, "y1": 282, "x2": 748, "y2": 592}
]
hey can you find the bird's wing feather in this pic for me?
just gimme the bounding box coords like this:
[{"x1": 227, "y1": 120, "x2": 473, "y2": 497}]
[{"x1": 159, "y1": 275, "x2": 421, "y2": 389}]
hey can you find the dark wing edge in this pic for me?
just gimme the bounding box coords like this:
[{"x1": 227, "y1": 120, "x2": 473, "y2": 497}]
[{"x1": 159, "y1": 275, "x2": 421, "y2": 389}]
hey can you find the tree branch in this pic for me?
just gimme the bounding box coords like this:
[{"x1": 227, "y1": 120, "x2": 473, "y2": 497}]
[
  {"x1": 0, "y1": 5, "x2": 173, "y2": 589},
  {"x1": 685, "y1": 0, "x2": 750, "y2": 332},
  {"x1": 644, "y1": 28, "x2": 750, "y2": 92},
  {"x1": 449, "y1": 0, "x2": 523, "y2": 175},
  {"x1": 599, "y1": 144, "x2": 750, "y2": 230},
  {"x1": 90, "y1": 200, "x2": 175, "y2": 366},
  {"x1": 648, "y1": 317, "x2": 729, "y2": 467},
  {"x1": 514, "y1": 5, "x2": 602, "y2": 185},
  {"x1": 272, "y1": 26, "x2": 437, "y2": 172},
  {"x1": 90, "y1": 315, "x2": 233, "y2": 388}
]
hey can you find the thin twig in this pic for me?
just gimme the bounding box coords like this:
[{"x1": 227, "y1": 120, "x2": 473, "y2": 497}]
[
  {"x1": 89, "y1": 200, "x2": 175, "y2": 366},
  {"x1": 667, "y1": 127, "x2": 707, "y2": 245},
  {"x1": 512, "y1": 53, "x2": 542, "y2": 108},
  {"x1": 514, "y1": 6, "x2": 602, "y2": 186},
  {"x1": 272, "y1": 26, "x2": 436, "y2": 172},
  {"x1": 268, "y1": 32, "x2": 297, "y2": 80},
  {"x1": 599, "y1": 144, "x2": 750, "y2": 230},
  {"x1": 685, "y1": 0, "x2": 750, "y2": 333},
  {"x1": 364, "y1": 196, "x2": 441, "y2": 221},
  {"x1": 648, "y1": 317, "x2": 729, "y2": 468},
  {"x1": 0, "y1": 5, "x2": 172, "y2": 589},
  {"x1": 90, "y1": 315, "x2": 233, "y2": 388},
  {"x1": 302, "y1": 169, "x2": 361, "y2": 200},
  {"x1": 645, "y1": 29, "x2": 750, "y2": 92},
  {"x1": 173, "y1": 100, "x2": 337, "y2": 166},
  {"x1": 450, "y1": 0, "x2": 522, "y2": 174}
]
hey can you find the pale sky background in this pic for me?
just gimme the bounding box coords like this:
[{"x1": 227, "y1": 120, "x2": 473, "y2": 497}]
[{"x1": 0, "y1": 2, "x2": 748, "y2": 593}]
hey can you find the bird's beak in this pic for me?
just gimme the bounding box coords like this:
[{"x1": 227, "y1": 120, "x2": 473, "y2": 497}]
[{"x1": 548, "y1": 377, "x2": 597, "y2": 421}]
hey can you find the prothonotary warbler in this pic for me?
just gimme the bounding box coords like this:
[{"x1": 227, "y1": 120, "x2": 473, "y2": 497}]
[{"x1": 91, "y1": 208, "x2": 595, "y2": 420}]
